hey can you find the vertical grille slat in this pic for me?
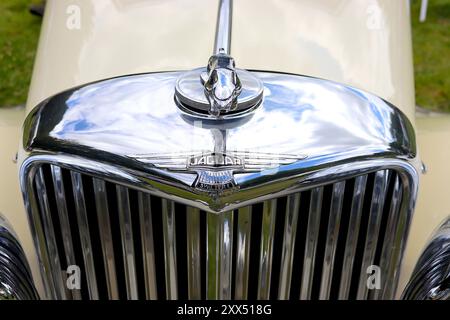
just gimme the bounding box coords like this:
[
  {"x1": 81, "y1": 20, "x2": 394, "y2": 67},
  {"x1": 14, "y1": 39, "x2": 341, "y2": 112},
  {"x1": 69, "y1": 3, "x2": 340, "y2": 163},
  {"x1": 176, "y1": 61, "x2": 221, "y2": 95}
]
[
  {"x1": 234, "y1": 206, "x2": 252, "y2": 299},
  {"x1": 186, "y1": 207, "x2": 201, "y2": 299},
  {"x1": 207, "y1": 211, "x2": 234, "y2": 300},
  {"x1": 278, "y1": 193, "x2": 301, "y2": 299},
  {"x1": 378, "y1": 175, "x2": 403, "y2": 299},
  {"x1": 319, "y1": 181, "x2": 345, "y2": 300},
  {"x1": 138, "y1": 192, "x2": 158, "y2": 300},
  {"x1": 70, "y1": 171, "x2": 99, "y2": 300},
  {"x1": 27, "y1": 165, "x2": 413, "y2": 300},
  {"x1": 161, "y1": 199, "x2": 178, "y2": 300},
  {"x1": 300, "y1": 187, "x2": 324, "y2": 300},
  {"x1": 386, "y1": 193, "x2": 415, "y2": 299},
  {"x1": 27, "y1": 171, "x2": 55, "y2": 298},
  {"x1": 35, "y1": 167, "x2": 67, "y2": 300},
  {"x1": 50, "y1": 165, "x2": 81, "y2": 300},
  {"x1": 257, "y1": 199, "x2": 277, "y2": 299},
  {"x1": 357, "y1": 170, "x2": 389, "y2": 299},
  {"x1": 338, "y1": 175, "x2": 368, "y2": 299},
  {"x1": 116, "y1": 185, "x2": 138, "y2": 300},
  {"x1": 93, "y1": 178, "x2": 119, "y2": 300}
]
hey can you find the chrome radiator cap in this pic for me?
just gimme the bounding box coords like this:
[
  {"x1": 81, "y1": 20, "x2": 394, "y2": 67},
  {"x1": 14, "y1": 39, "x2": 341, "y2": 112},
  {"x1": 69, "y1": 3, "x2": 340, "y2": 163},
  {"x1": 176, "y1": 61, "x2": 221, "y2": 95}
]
[{"x1": 175, "y1": 65, "x2": 264, "y2": 119}]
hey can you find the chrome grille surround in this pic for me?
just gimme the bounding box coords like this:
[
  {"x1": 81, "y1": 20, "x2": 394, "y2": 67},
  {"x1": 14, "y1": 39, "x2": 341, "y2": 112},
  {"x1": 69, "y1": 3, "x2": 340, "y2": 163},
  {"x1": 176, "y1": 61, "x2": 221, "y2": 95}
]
[{"x1": 20, "y1": 70, "x2": 420, "y2": 300}]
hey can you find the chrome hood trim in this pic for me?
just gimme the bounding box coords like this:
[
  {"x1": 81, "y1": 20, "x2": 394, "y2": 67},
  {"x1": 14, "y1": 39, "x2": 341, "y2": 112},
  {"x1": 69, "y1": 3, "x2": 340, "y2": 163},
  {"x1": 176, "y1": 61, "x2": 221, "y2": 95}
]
[{"x1": 22, "y1": 71, "x2": 419, "y2": 212}]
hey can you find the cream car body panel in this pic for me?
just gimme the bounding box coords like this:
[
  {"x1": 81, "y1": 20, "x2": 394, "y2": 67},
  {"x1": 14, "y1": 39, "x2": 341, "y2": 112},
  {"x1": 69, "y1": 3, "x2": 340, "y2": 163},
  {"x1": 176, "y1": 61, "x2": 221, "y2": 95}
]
[
  {"x1": 0, "y1": 107, "x2": 43, "y2": 293},
  {"x1": 0, "y1": 0, "x2": 445, "y2": 298},
  {"x1": 26, "y1": 0, "x2": 415, "y2": 123}
]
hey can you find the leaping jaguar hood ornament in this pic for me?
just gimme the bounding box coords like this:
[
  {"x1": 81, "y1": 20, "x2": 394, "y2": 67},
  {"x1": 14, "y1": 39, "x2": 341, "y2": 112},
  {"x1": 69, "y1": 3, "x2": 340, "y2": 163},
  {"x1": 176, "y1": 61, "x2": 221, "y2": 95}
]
[
  {"x1": 174, "y1": 0, "x2": 263, "y2": 118},
  {"x1": 201, "y1": 53, "x2": 242, "y2": 116}
]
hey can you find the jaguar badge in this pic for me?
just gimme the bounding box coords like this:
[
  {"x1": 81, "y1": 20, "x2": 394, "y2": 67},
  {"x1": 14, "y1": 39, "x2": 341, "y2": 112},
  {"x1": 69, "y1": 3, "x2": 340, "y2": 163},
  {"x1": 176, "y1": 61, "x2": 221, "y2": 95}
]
[{"x1": 187, "y1": 152, "x2": 244, "y2": 169}]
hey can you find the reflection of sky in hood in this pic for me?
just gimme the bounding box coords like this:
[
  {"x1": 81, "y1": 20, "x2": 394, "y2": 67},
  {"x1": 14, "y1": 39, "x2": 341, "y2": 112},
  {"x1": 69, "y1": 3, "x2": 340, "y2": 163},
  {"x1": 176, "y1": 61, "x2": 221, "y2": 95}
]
[
  {"x1": 52, "y1": 73, "x2": 214, "y2": 154},
  {"x1": 50, "y1": 71, "x2": 396, "y2": 160}
]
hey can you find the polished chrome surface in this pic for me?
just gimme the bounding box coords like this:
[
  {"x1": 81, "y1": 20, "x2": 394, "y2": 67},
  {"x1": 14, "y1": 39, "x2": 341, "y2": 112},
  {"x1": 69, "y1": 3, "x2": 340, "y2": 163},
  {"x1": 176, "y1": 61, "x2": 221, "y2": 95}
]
[
  {"x1": 93, "y1": 178, "x2": 119, "y2": 300},
  {"x1": 257, "y1": 199, "x2": 277, "y2": 299},
  {"x1": 201, "y1": 53, "x2": 242, "y2": 116},
  {"x1": 186, "y1": 207, "x2": 201, "y2": 299},
  {"x1": 162, "y1": 199, "x2": 178, "y2": 300},
  {"x1": 376, "y1": 176, "x2": 403, "y2": 299},
  {"x1": 35, "y1": 168, "x2": 66, "y2": 299},
  {"x1": 21, "y1": 50, "x2": 419, "y2": 300},
  {"x1": 214, "y1": 0, "x2": 232, "y2": 55},
  {"x1": 0, "y1": 214, "x2": 39, "y2": 300},
  {"x1": 175, "y1": 0, "x2": 264, "y2": 117},
  {"x1": 21, "y1": 165, "x2": 54, "y2": 298},
  {"x1": 23, "y1": 165, "x2": 417, "y2": 300},
  {"x1": 138, "y1": 192, "x2": 158, "y2": 300},
  {"x1": 338, "y1": 175, "x2": 367, "y2": 299},
  {"x1": 116, "y1": 185, "x2": 138, "y2": 300},
  {"x1": 71, "y1": 171, "x2": 99, "y2": 300},
  {"x1": 234, "y1": 206, "x2": 252, "y2": 299},
  {"x1": 300, "y1": 187, "x2": 323, "y2": 300},
  {"x1": 278, "y1": 193, "x2": 300, "y2": 299},
  {"x1": 403, "y1": 217, "x2": 450, "y2": 300},
  {"x1": 319, "y1": 181, "x2": 345, "y2": 300},
  {"x1": 175, "y1": 67, "x2": 264, "y2": 118},
  {"x1": 357, "y1": 170, "x2": 389, "y2": 299},
  {"x1": 207, "y1": 211, "x2": 233, "y2": 299},
  {"x1": 22, "y1": 69, "x2": 418, "y2": 212},
  {"x1": 51, "y1": 165, "x2": 82, "y2": 300}
]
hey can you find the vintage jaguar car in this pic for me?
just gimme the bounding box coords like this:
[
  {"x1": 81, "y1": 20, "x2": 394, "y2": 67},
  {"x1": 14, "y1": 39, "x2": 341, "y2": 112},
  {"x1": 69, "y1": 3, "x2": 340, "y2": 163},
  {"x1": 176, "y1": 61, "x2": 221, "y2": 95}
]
[{"x1": 0, "y1": 0, "x2": 449, "y2": 300}]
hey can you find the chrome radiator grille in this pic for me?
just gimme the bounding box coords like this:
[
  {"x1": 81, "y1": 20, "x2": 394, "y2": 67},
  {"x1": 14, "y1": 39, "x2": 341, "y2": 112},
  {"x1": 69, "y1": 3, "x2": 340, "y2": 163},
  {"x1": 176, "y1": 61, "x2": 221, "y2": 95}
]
[{"x1": 26, "y1": 164, "x2": 410, "y2": 300}]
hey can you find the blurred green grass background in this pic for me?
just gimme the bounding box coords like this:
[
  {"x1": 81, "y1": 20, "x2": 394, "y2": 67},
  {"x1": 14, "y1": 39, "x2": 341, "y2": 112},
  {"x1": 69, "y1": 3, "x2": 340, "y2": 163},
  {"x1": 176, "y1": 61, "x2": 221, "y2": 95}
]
[
  {"x1": 0, "y1": 0, "x2": 41, "y2": 107},
  {"x1": 0, "y1": 0, "x2": 449, "y2": 111},
  {"x1": 411, "y1": 0, "x2": 450, "y2": 112}
]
